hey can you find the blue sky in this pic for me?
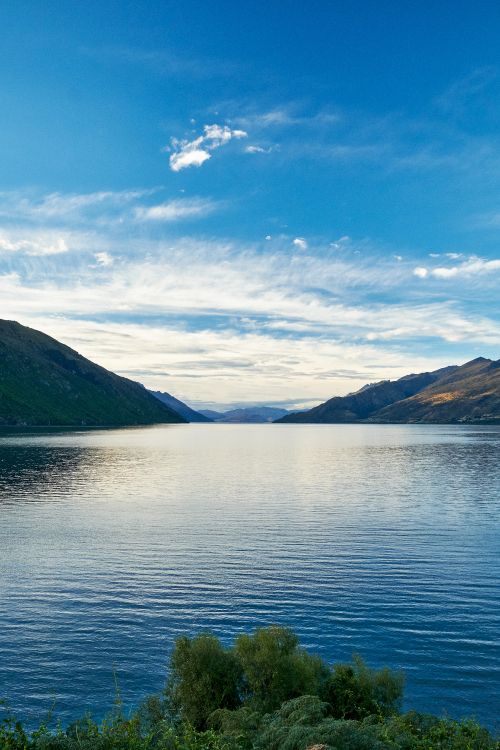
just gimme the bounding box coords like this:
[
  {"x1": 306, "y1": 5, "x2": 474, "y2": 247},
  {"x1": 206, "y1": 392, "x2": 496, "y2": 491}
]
[{"x1": 1, "y1": 1, "x2": 500, "y2": 409}]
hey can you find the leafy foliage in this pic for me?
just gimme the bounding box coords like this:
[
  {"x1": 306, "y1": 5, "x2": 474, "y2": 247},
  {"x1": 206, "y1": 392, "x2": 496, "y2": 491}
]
[
  {"x1": 322, "y1": 654, "x2": 404, "y2": 720},
  {"x1": 0, "y1": 626, "x2": 497, "y2": 750},
  {"x1": 234, "y1": 626, "x2": 328, "y2": 713},
  {"x1": 166, "y1": 633, "x2": 242, "y2": 729}
]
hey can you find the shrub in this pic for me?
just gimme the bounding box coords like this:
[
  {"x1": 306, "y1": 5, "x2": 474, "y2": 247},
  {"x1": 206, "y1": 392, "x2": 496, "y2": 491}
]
[
  {"x1": 380, "y1": 711, "x2": 498, "y2": 750},
  {"x1": 166, "y1": 633, "x2": 242, "y2": 729},
  {"x1": 235, "y1": 626, "x2": 327, "y2": 713},
  {"x1": 209, "y1": 706, "x2": 263, "y2": 750},
  {"x1": 322, "y1": 654, "x2": 404, "y2": 720},
  {"x1": 254, "y1": 696, "x2": 386, "y2": 750}
]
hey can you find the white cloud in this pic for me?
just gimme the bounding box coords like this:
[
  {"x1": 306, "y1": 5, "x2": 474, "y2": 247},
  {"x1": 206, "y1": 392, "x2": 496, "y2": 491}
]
[
  {"x1": 414, "y1": 256, "x2": 500, "y2": 280},
  {"x1": 413, "y1": 266, "x2": 429, "y2": 278},
  {"x1": 433, "y1": 257, "x2": 500, "y2": 278},
  {"x1": 244, "y1": 144, "x2": 276, "y2": 154},
  {"x1": 0, "y1": 229, "x2": 70, "y2": 256},
  {"x1": 293, "y1": 237, "x2": 308, "y2": 250},
  {"x1": 2, "y1": 186, "x2": 498, "y2": 406},
  {"x1": 134, "y1": 198, "x2": 217, "y2": 221},
  {"x1": 168, "y1": 123, "x2": 247, "y2": 171},
  {"x1": 94, "y1": 252, "x2": 113, "y2": 266},
  {"x1": 170, "y1": 148, "x2": 212, "y2": 171}
]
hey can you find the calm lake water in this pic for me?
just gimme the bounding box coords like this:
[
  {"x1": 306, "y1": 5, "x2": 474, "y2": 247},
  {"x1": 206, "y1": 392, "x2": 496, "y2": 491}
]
[{"x1": 0, "y1": 424, "x2": 498, "y2": 727}]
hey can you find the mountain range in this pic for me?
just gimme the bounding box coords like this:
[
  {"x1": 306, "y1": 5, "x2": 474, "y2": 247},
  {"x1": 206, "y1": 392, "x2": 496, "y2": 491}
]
[
  {"x1": 199, "y1": 406, "x2": 290, "y2": 423},
  {"x1": 1, "y1": 320, "x2": 498, "y2": 426},
  {"x1": 276, "y1": 358, "x2": 500, "y2": 424},
  {"x1": 0, "y1": 319, "x2": 184, "y2": 426}
]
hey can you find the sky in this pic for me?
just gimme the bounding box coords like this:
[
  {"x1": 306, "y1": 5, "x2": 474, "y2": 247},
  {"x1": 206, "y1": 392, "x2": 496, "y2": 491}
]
[{"x1": 1, "y1": 0, "x2": 500, "y2": 410}]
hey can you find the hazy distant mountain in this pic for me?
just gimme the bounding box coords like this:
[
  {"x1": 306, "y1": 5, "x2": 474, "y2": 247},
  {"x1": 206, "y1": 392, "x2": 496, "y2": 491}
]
[
  {"x1": 199, "y1": 409, "x2": 226, "y2": 420},
  {"x1": 276, "y1": 359, "x2": 500, "y2": 424},
  {"x1": 0, "y1": 319, "x2": 185, "y2": 426},
  {"x1": 200, "y1": 406, "x2": 290, "y2": 423},
  {"x1": 150, "y1": 391, "x2": 212, "y2": 422}
]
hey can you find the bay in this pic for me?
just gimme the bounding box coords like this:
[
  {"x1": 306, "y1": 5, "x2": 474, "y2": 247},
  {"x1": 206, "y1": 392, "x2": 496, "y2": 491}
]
[{"x1": 0, "y1": 424, "x2": 498, "y2": 726}]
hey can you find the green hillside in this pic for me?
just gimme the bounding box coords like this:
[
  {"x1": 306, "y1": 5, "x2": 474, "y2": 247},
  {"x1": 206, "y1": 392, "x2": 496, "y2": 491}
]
[{"x1": 0, "y1": 319, "x2": 185, "y2": 426}]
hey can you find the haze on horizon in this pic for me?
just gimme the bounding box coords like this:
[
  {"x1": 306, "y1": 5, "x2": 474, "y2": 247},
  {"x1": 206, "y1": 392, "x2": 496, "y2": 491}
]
[{"x1": 1, "y1": 1, "x2": 500, "y2": 410}]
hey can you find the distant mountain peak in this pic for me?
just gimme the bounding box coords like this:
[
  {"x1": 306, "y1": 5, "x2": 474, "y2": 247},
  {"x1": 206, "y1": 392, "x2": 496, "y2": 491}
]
[{"x1": 200, "y1": 406, "x2": 290, "y2": 423}]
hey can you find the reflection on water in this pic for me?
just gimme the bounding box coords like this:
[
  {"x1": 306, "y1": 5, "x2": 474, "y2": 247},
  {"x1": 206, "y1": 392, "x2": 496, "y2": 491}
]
[{"x1": 0, "y1": 424, "x2": 499, "y2": 726}]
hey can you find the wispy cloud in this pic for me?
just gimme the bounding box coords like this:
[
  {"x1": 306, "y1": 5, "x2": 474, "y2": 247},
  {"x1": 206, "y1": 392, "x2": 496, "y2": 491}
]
[
  {"x1": 414, "y1": 256, "x2": 500, "y2": 279},
  {"x1": 80, "y1": 44, "x2": 241, "y2": 80},
  {"x1": 2, "y1": 186, "x2": 498, "y2": 407},
  {"x1": 211, "y1": 74, "x2": 500, "y2": 180},
  {"x1": 167, "y1": 124, "x2": 248, "y2": 171},
  {"x1": 0, "y1": 228, "x2": 75, "y2": 256},
  {"x1": 0, "y1": 189, "x2": 220, "y2": 234},
  {"x1": 134, "y1": 198, "x2": 219, "y2": 222},
  {"x1": 94, "y1": 252, "x2": 113, "y2": 267},
  {"x1": 0, "y1": 189, "x2": 149, "y2": 222},
  {"x1": 245, "y1": 144, "x2": 277, "y2": 154},
  {"x1": 436, "y1": 67, "x2": 499, "y2": 116}
]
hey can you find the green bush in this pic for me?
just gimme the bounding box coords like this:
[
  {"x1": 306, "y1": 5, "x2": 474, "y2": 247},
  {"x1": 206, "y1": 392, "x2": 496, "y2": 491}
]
[
  {"x1": 380, "y1": 711, "x2": 498, "y2": 750},
  {"x1": 208, "y1": 706, "x2": 262, "y2": 750},
  {"x1": 322, "y1": 654, "x2": 404, "y2": 720},
  {"x1": 1, "y1": 626, "x2": 497, "y2": 750},
  {"x1": 254, "y1": 696, "x2": 386, "y2": 750},
  {"x1": 166, "y1": 633, "x2": 242, "y2": 729},
  {"x1": 235, "y1": 626, "x2": 327, "y2": 713}
]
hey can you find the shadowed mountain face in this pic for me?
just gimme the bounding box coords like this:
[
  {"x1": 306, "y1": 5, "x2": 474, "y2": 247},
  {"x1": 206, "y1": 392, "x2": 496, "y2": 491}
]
[
  {"x1": 277, "y1": 359, "x2": 500, "y2": 424},
  {"x1": 0, "y1": 320, "x2": 185, "y2": 426},
  {"x1": 150, "y1": 391, "x2": 212, "y2": 422}
]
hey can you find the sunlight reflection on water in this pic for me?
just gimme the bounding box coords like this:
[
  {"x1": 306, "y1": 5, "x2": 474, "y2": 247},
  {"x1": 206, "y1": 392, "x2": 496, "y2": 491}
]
[{"x1": 0, "y1": 424, "x2": 498, "y2": 725}]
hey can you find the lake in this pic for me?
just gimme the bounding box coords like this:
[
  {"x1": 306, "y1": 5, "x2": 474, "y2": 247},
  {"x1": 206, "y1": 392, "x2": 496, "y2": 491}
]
[{"x1": 0, "y1": 423, "x2": 498, "y2": 727}]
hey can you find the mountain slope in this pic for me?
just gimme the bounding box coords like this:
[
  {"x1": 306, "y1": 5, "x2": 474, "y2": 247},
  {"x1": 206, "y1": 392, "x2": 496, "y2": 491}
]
[
  {"x1": 150, "y1": 391, "x2": 212, "y2": 422},
  {"x1": 277, "y1": 366, "x2": 456, "y2": 423},
  {"x1": 374, "y1": 357, "x2": 500, "y2": 423},
  {"x1": 0, "y1": 319, "x2": 185, "y2": 426},
  {"x1": 199, "y1": 409, "x2": 225, "y2": 421},
  {"x1": 201, "y1": 406, "x2": 290, "y2": 423}
]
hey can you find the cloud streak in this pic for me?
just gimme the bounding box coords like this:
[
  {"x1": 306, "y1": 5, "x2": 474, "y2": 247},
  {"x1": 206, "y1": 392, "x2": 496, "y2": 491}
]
[
  {"x1": 1, "y1": 188, "x2": 498, "y2": 408},
  {"x1": 134, "y1": 198, "x2": 218, "y2": 222},
  {"x1": 414, "y1": 256, "x2": 500, "y2": 279}
]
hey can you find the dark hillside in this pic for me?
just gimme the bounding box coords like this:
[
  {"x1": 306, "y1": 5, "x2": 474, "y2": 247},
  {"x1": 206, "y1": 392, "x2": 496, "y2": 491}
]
[{"x1": 0, "y1": 319, "x2": 185, "y2": 426}]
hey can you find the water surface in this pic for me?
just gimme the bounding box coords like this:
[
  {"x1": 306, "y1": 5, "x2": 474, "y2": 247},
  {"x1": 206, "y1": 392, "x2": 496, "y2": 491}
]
[{"x1": 0, "y1": 424, "x2": 498, "y2": 726}]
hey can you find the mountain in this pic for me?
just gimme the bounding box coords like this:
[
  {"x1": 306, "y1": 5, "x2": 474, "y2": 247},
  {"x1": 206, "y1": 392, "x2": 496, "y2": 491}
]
[
  {"x1": 373, "y1": 357, "x2": 500, "y2": 423},
  {"x1": 150, "y1": 391, "x2": 212, "y2": 422},
  {"x1": 276, "y1": 358, "x2": 500, "y2": 424},
  {"x1": 277, "y1": 366, "x2": 456, "y2": 423},
  {"x1": 0, "y1": 319, "x2": 185, "y2": 426},
  {"x1": 199, "y1": 409, "x2": 226, "y2": 420},
  {"x1": 200, "y1": 406, "x2": 290, "y2": 423}
]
